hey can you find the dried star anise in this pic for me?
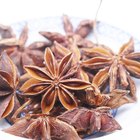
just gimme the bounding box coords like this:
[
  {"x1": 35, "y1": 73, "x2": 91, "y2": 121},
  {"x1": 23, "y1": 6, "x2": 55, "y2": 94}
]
[
  {"x1": 20, "y1": 48, "x2": 90, "y2": 113},
  {"x1": 82, "y1": 38, "x2": 139, "y2": 100},
  {"x1": 40, "y1": 15, "x2": 95, "y2": 48},
  {"x1": 0, "y1": 15, "x2": 140, "y2": 140},
  {"x1": 0, "y1": 24, "x2": 50, "y2": 75},
  {"x1": 58, "y1": 107, "x2": 121, "y2": 137},
  {"x1": 3, "y1": 114, "x2": 81, "y2": 140},
  {"x1": 0, "y1": 52, "x2": 21, "y2": 120}
]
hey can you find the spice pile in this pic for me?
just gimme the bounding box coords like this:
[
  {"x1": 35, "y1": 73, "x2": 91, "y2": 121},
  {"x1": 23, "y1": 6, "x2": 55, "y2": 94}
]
[{"x1": 0, "y1": 15, "x2": 140, "y2": 140}]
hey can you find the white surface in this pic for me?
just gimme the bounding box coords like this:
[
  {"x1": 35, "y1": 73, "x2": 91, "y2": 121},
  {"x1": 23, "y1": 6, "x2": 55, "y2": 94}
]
[{"x1": 0, "y1": 0, "x2": 140, "y2": 140}]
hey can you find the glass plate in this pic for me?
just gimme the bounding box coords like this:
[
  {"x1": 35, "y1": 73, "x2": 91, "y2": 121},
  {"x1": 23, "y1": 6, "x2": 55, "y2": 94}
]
[{"x1": 0, "y1": 17, "x2": 140, "y2": 140}]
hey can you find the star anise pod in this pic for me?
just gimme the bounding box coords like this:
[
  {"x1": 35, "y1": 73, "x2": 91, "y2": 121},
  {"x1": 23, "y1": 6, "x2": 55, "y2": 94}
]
[
  {"x1": 0, "y1": 51, "x2": 21, "y2": 120},
  {"x1": 0, "y1": 24, "x2": 50, "y2": 75},
  {"x1": 3, "y1": 114, "x2": 81, "y2": 140},
  {"x1": 40, "y1": 15, "x2": 95, "y2": 48},
  {"x1": 82, "y1": 38, "x2": 139, "y2": 100},
  {"x1": 58, "y1": 107, "x2": 121, "y2": 137},
  {"x1": 20, "y1": 48, "x2": 90, "y2": 114}
]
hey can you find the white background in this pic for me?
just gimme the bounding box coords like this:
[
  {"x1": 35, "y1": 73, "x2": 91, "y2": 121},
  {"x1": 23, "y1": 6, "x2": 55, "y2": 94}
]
[
  {"x1": 0, "y1": 0, "x2": 140, "y2": 39},
  {"x1": 0, "y1": 0, "x2": 140, "y2": 140}
]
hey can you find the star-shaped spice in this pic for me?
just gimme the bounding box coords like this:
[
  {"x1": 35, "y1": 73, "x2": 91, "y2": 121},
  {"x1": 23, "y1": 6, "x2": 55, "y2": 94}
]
[
  {"x1": 58, "y1": 107, "x2": 121, "y2": 137},
  {"x1": 0, "y1": 52, "x2": 21, "y2": 120},
  {"x1": 82, "y1": 38, "x2": 140, "y2": 100},
  {"x1": 0, "y1": 15, "x2": 139, "y2": 140},
  {"x1": 20, "y1": 48, "x2": 90, "y2": 114},
  {"x1": 4, "y1": 115, "x2": 81, "y2": 140},
  {"x1": 0, "y1": 25, "x2": 50, "y2": 75},
  {"x1": 39, "y1": 15, "x2": 95, "y2": 48}
]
